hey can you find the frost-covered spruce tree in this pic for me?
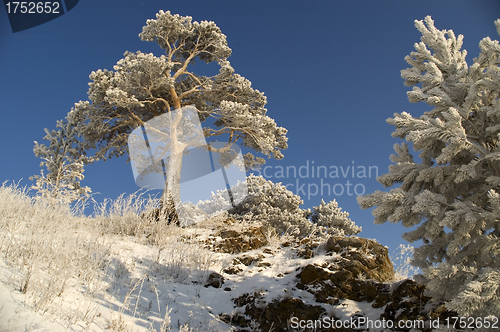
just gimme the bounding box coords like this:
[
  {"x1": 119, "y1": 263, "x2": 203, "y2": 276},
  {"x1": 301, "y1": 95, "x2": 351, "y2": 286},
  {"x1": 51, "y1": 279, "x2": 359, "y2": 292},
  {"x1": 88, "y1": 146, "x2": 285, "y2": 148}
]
[
  {"x1": 357, "y1": 16, "x2": 500, "y2": 317},
  {"x1": 31, "y1": 114, "x2": 91, "y2": 203},
  {"x1": 68, "y1": 11, "x2": 287, "y2": 219}
]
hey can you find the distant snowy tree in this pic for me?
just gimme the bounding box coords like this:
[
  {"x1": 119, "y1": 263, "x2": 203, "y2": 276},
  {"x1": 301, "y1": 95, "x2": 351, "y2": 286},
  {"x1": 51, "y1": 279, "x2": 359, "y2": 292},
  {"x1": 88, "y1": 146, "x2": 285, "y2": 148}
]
[
  {"x1": 224, "y1": 175, "x2": 360, "y2": 238},
  {"x1": 311, "y1": 199, "x2": 361, "y2": 236},
  {"x1": 358, "y1": 16, "x2": 500, "y2": 317},
  {"x1": 228, "y1": 175, "x2": 312, "y2": 236},
  {"x1": 30, "y1": 114, "x2": 91, "y2": 203},
  {"x1": 67, "y1": 10, "x2": 288, "y2": 219}
]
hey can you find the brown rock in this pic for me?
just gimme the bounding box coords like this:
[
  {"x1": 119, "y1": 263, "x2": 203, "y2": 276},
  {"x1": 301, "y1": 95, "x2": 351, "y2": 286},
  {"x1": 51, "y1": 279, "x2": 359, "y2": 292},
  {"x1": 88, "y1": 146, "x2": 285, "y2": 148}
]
[
  {"x1": 205, "y1": 272, "x2": 224, "y2": 288},
  {"x1": 219, "y1": 229, "x2": 240, "y2": 239},
  {"x1": 339, "y1": 259, "x2": 372, "y2": 280},
  {"x1": 222, "y1": 266, "x2": 242, "y2": 275},
  {"x1": 215, "y1": 226, "x2": 268, "y2": 254},
  {"x1": 326, "y1": 236, "x2": 394, "y2": 282},
  {"x1": 233, "y1": 292, "x2": 259, "y2": 307},
  {"x1": 330, "y1": 270, "x2": 353, "y2": 284},
  {"x1": 372, "y1": 293, "x2": 391, "y2": 308},
  {"x1": 326, "y1": 236, "x2": 364, "y2": 251},
  {"x1": 345, "y1": 280, "x2": 378, "y2": 302},
  {"x1": 218, "y1": 313, "x2": 251, "y2": 328},
  {"x1": 235, "y1": 254, "x2": 264, "y2": 266},
  {"x1": 298, "y1": 264, "x2": 330, "y2": 284},
  {"x1": 247, "y1": 297, "x2": 326, "y2": 332}
]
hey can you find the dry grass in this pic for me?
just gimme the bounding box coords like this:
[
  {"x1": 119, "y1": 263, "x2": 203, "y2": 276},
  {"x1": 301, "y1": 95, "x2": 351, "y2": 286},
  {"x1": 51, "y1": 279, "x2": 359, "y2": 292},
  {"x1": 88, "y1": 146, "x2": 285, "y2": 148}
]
[
  {"x1": 0, "y1": 182, "x2": 110, "y2": 313},
  {"x1": 0, "y1": 182, "x2": 230, "y2": 331}
]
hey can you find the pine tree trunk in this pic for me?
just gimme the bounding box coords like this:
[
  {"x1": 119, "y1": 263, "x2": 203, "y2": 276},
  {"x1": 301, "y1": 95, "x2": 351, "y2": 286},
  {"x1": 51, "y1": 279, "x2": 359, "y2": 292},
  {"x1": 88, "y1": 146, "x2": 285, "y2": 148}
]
[
  {"x1": 159, "y1": 107, "x2": 185, "y2": 225},
  {"x1": 160, "y1": 150, "x2": 183, "y2": 225}
]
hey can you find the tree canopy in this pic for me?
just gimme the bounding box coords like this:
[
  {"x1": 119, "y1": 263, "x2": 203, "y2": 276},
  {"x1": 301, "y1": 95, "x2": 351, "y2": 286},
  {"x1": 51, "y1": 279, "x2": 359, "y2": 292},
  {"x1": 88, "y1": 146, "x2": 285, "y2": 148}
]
[{"x1": 71, "y1": 10, "x2": 287, "y2": 168}]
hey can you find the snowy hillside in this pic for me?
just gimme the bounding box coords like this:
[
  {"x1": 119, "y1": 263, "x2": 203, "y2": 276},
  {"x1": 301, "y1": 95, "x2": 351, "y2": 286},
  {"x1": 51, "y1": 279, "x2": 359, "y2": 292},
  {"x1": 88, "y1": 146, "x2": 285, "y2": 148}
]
[{"x1": 0, "y1": 182, "x2": 456, "y2": 332}]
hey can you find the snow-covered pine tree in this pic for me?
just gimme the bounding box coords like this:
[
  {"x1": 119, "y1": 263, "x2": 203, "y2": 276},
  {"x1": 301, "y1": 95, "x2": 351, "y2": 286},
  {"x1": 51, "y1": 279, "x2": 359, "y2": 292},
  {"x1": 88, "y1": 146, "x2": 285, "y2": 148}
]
[
  {"x1": 228, "y1": 175, "x2": 313, "y2": 236},
  {"x1": 357, "y1": 16, "x2": 500, "y2": 317},
  {"x1": 311, "y1": 199, "x2": 361, "y2": 237},
  {"x1": 67, "y1": 11, "x2": 288, "y2": 220},
  {"x1": 219, "y1": 175, "x2": 360, "y2": 238},
  {"x1": 30, "y1": 113, "x2": 91, "y2": 204}
]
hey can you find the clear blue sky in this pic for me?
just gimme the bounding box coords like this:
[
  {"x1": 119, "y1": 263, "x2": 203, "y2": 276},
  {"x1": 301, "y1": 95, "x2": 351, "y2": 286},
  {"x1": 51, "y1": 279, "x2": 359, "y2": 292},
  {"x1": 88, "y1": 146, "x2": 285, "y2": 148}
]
[{"x1": 1, "y1": 0, "x2": 499, "y2": 254}]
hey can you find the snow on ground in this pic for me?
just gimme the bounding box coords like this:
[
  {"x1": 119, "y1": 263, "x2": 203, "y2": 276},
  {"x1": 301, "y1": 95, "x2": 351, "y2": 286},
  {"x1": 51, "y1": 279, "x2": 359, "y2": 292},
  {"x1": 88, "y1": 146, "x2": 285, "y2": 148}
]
[
  {"x1": 0, "y1": 229, "x2": 390, "y2": 331},
  {"x1": 0, "y1": 185, "x2": 406, "y2": 331}
]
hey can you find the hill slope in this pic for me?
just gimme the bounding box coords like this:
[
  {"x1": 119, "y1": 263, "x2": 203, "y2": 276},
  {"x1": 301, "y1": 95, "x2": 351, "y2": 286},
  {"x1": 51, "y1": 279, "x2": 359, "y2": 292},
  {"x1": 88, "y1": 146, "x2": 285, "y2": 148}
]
[{"x1": 0, "y1": 183, "x2": 454, "y2": 331}]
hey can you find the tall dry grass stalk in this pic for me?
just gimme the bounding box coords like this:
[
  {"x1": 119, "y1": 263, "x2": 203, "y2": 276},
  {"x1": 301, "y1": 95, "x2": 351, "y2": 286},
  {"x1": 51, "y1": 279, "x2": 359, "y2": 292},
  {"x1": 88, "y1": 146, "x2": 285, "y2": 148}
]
[{"x1": 390, "y1": 243, "x2": 420, "y2": 281}]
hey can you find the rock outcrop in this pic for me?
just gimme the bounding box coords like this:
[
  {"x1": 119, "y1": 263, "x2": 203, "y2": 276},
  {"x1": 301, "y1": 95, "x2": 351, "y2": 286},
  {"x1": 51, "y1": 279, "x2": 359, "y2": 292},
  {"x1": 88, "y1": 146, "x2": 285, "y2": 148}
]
[{"x1": 202, "y1": 219, "x2": 456, "y2": 332}]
